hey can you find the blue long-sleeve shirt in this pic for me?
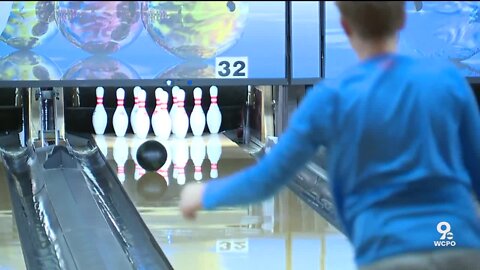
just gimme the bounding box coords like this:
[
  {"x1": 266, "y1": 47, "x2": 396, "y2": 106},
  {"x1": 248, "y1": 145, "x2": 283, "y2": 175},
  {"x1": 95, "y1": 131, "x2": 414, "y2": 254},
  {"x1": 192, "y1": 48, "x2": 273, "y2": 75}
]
[{"x1": 203, "y1": 53, "x2": 480, "y2": 266}]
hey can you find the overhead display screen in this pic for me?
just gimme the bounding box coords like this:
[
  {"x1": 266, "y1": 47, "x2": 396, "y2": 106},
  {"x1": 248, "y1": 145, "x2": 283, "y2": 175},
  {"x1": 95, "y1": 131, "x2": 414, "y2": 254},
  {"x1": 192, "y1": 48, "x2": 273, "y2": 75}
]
[
  {"x1": 291, "y1": 1, "x2": 321, "y2": 81},
  {"x1": 0, "y1": 1, "x2": 286, "y2": 85},
  {"x1": 326, "y1": 1, "x2": 480, "y2": 78}
]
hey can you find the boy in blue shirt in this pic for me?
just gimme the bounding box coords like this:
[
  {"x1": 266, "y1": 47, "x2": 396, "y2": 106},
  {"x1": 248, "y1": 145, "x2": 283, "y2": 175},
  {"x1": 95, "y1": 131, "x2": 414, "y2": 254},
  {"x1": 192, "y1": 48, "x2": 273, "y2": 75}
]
[{"x1": 180, "y1": 2, "x2": 480, "y2": 269}]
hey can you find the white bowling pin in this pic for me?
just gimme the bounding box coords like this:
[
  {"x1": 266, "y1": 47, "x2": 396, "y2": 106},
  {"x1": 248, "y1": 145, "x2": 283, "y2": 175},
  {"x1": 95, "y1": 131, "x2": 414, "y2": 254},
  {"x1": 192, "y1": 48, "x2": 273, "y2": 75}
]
[
  {"x1": 156, "y1": 140, "x2": 172, "y2": 186},
  {"x1": 113, "y1": 88, "x2": 129, "y2": 137},
  {"x1": 130, "y1": 139, "x2": 145, "y2": 181},
  {"x1": 171, "y1": 142, "x2": 178, "y2": 179},
  {"x1": 135, "y1": 90, "x2": 150, "y2": 139},
  {"x1": 152, "y1": 88, "x2": 172, "y2": 140},
  {"x1": 131, "y1": 86, "x2": 141, "y2": 135},
  {"x1": 170, "y1": 86, "x2": 180, "y2": 135},
  {"x1": 207, "y1": 134, "x2": 222, "y2": 178},
  {"x1": 113, "y1": 137, "x2": 129, "y2": 183},
  {"x1": 139, "y1": 169, "x2": 146, "y2": 179},
  {"x1": 92, "y1": 86, "x2": 107, "y2": 135},
  {"x1": 190, "y1": 136, "x2": 206, "y2": 181},
  {"x1": 95, "y1": 134, "x2": 108, "y2": 157},
  {"x1": 174, "y1": 139, "x2": 189, "y2": 185},
  {"x1": 190, "y1": 87, "x2": 206, "y2": 136},
  {"x1": 207, "y1": 86, "x2": 222, "y2": 134},
  {"x1": 174, "y1": 90, "x2": 189, "y2": 139}
]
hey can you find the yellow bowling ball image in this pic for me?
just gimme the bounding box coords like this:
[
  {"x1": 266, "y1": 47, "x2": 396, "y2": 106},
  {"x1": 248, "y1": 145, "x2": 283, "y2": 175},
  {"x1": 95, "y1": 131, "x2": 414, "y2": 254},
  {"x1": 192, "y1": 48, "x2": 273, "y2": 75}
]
[{"x1": 142, "y1": 1, "x2": 249, "y2": 60}]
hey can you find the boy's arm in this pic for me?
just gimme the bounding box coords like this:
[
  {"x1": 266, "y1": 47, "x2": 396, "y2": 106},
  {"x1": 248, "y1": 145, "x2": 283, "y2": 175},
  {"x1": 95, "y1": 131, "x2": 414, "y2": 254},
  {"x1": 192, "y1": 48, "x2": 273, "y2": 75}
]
[{"x1": 202, "y1": 85, "x2": 336, "y2": 209}]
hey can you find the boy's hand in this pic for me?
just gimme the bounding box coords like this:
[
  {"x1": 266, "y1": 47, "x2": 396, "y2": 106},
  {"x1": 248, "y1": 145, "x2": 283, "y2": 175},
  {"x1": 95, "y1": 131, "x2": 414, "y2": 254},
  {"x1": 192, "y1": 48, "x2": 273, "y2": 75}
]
[{"x1": 179, "y1": 183, "x2": 206, "y2": 220}]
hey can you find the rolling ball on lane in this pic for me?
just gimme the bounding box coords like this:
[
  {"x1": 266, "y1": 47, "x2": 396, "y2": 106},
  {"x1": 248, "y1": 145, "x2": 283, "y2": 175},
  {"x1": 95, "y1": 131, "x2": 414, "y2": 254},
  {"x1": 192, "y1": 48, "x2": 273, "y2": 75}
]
[{"x1": 136, "y1": 140, "x2": 168, "y2": 172}]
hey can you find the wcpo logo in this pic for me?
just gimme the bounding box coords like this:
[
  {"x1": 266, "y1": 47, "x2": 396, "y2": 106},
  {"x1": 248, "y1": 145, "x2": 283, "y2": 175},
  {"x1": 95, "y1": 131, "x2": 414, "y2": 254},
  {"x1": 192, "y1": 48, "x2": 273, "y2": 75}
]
[{"x1": 433, "y1": 221, "x2": 456, "y2": 247}]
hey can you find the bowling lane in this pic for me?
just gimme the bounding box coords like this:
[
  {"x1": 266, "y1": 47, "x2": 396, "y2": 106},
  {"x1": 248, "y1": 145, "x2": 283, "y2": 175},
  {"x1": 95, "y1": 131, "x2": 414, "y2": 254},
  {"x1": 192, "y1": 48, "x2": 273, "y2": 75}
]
[
  {"x1": 100, "y1": 133, "x2": 356, "y2": 270},
  {"x1": 0, "y1": 164, "x2": 26, "y2": 269}
]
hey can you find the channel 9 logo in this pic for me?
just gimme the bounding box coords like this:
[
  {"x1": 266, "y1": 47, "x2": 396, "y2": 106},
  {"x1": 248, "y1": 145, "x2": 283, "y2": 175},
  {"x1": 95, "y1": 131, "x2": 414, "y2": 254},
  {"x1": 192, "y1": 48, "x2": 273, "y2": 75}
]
[{"x1": 433, "y1": 221, "x2": 456, "y2": 247}]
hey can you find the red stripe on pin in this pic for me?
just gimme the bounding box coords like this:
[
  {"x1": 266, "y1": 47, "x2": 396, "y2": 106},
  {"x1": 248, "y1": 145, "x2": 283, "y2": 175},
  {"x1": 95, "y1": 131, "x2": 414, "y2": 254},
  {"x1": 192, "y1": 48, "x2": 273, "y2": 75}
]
[{"x1": 211, "y1": 164, "x2": 218, "y2": 169}]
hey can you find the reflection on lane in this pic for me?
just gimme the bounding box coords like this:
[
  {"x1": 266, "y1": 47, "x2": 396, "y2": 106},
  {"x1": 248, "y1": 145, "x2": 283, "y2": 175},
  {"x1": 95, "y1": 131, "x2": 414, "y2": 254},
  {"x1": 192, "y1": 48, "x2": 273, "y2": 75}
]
[
  {"x1": 0, "y1": 164, "x2": 26, "y2": 270},
  {"x1": 99, "y1": 133, "x2": 244, "y2": 206},
  {"x1": 99, "y1": 133, "x2": 355, "y2": 270}
]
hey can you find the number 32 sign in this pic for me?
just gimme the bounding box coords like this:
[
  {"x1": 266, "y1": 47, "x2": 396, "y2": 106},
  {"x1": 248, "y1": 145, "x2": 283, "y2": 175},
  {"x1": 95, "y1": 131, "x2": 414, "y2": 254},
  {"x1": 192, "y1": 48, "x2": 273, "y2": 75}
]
[{"x1": 215, "y1": 57, "x2": 249, "y2": 78}]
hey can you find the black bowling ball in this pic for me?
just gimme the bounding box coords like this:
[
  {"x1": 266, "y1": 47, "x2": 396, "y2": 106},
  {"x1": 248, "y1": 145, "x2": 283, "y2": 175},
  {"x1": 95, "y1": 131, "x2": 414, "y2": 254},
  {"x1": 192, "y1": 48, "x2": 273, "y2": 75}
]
[
  {"x1": 136, "y1": 140, "x2": 168, "y2": 172},
  {"x1": 137, "y1": 172, "x2": 168, "y2": 201}
]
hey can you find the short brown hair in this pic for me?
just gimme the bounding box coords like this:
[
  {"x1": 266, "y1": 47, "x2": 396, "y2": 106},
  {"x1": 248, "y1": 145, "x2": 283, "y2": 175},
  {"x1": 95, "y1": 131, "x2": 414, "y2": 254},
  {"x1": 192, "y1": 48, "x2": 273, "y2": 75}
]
[{"x1": 335, "y1": 1, "x2": 405, "y2": 39}]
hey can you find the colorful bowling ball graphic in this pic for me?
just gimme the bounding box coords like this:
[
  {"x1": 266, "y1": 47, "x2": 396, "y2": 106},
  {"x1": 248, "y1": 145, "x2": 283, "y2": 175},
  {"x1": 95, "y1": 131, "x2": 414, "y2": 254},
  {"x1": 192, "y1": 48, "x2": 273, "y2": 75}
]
[
  {"x1": 0, "y1": 51, "x2": 61, "y2": 80},
  {"x1": 0, "y1": 2, "x2": 57, "y2": 50},
  {"x1": 55, "y1": 1, "x2": 143, "y2": 54},
  {"x1": 0, "y1": 2, "x2": 13, "y2": 35},
  {"x1": 142, "y1": 1, "x2": 249, "y2": 60},
  {"x1": 63, "y1": 56, "x2": 140, "y2": 80},
  {"x1": 402, "y1": 1, "x2": 480, "y2": 61},
  {"x1": 157, "y1": 61, "x2": 215, "y2": 78}
]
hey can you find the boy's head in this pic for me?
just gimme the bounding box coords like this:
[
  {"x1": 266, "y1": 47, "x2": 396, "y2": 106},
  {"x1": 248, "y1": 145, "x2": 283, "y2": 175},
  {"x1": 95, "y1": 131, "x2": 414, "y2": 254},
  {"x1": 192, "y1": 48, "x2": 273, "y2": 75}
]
[{"x1": 336, "y1": 1, "x2": 406, "y2": 40}]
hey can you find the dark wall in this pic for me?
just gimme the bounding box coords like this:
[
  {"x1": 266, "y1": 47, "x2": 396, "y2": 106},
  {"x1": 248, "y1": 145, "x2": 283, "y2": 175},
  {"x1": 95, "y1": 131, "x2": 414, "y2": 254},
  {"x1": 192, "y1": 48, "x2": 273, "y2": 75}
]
[
  {"x1": 0, "y1": 88, "x2": 21, "y2": 133},
  {"x1": 472, "y1": 84, "x2": 480, "y2": 109}
]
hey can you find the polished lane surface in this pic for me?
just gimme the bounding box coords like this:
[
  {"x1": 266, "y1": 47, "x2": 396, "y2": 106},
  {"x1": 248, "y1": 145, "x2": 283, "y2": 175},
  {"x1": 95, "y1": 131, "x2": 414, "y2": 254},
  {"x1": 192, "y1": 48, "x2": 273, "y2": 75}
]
[
  {"x1": 0, "y1": 133, "x2": 355, "y2": 269},
  {"x1": 0, "y1": 164, "x2": 25, "y2": 270},
  {"x1": 98, "y1": 133, "x2": 356, "y2": 270}
]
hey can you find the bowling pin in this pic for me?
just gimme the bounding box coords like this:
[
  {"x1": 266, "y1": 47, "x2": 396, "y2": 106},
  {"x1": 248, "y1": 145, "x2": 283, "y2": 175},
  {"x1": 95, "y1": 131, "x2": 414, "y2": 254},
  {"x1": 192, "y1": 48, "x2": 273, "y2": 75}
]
[
  {"x1": 207, "y1": 134, "x2": 222, "y2": 178},
  {"x1": 92, "y1": 86, "x2": 107, "y2": 135},
  {"x1": 190, "y1": 87, "x2": 206, "y2": 136},
  {"x1": 190, "y1": 136, "x2": 206, "y2": 181},
  {"x1": 131, "y1": 86, "x2": 141, "y2": 135},
  {"x1": 152, "y1": 88, "x2": 172, "y2": 140},
  {"x1": 130, "y1": 139, "x2": 146, "y2": 181},
  {"x1": 135, "y1": 90, "x2": 150, "y2": 139},
  {"x1": 171, "y1": 143, "x2": 178, "y2": 180},
  {"x1": 170, "y1": 86, "x2": 180, "y2": 135},
  {"x1": 207, "y1": 85, "x2": 222, "y2": 134},
  {"x1": 95, "y1": 134, "x2": 108, "y2": 157},
  {"x1": 139, "y1": 168, "x2": 146, "y2": 179},
  {"x1": 173, "y1": 90, "x2": 189, "y2": 139},
  {"x1": 157, "y1": 140, "x2": 172, "y2": 186},
  {"x1": 113, "y1": 137, "x2": 129, "y2": 183},
  {"x1": 174, "y1": 139, "x2": 189, "y2": 185},
  {"x1": 113, "y1": 88, "x2": 129, "y2": 137}
]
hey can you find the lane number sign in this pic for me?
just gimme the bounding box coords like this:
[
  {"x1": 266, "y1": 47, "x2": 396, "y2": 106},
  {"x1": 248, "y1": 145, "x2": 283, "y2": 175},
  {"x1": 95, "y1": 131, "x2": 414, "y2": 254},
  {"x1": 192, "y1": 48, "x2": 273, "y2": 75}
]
[
  {"x1": 215, "y1": 57, "x2": 249, "y2": 78},
  {"x1": 216, "y1": 238, "x2": 249, "y2": 253}
]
